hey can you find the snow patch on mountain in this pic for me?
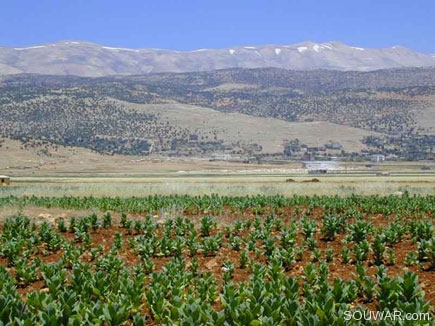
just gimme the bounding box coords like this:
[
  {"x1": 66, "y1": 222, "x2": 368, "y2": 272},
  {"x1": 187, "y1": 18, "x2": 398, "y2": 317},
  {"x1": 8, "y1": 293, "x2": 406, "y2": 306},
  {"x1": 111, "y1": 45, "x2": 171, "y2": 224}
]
[
  {"x1": 275, "y1": 48, "x2": 281, "y2": 55},
  {"x1": 102, "y1": 46, "x2": 139, "y2": 52},
  {"x1": 297, "y1": 47, "x2": 308, "y2": 53},
  {"x1": 14, "y1": 46, "x2": 46, "y2": 50},
  {"x1": 61, "y1": 41, "x2": 80, "y2": 45},
  {"x1": 313, "y1": 44, "x2": 321, "y2": 52},
  {"x1": 321, "y1": 43, "x2": 333, "y2": 50}
]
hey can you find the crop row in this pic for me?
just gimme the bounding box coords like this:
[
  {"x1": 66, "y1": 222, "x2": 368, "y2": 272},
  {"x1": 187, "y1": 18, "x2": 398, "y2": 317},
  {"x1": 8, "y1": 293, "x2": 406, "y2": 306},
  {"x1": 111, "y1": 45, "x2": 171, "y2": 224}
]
[{"x1": 2, "y1": 192, "x2": 435, "y2": 215}]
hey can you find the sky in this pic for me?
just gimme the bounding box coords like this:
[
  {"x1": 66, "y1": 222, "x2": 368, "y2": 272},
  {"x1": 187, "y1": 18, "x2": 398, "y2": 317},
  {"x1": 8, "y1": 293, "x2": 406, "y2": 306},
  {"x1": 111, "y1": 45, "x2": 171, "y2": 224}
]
[{"x1": 1, "y1": 0, "x2": 434, "y2": 53}]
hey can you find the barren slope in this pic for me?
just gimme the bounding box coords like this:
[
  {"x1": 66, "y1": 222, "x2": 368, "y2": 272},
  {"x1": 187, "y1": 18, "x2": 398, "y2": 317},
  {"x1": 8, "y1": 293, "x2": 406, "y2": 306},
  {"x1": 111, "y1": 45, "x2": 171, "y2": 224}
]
[{"x1": 120, "y1": 101, "x2": 378, "y2": 153}]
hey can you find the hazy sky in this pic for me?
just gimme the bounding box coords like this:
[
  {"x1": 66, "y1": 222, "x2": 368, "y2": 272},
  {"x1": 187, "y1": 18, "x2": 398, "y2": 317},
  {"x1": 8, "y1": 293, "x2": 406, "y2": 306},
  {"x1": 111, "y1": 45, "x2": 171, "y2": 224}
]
[{"x1": 2, "y1": 0, "x2": 434, "y2": 53}]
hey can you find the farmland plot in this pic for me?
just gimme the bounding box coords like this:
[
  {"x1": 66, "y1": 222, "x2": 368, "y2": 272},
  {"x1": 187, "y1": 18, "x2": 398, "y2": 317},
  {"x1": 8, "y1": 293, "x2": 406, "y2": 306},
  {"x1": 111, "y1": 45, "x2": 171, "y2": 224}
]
[{"x1": 0, "y1": 194, "x2": 434, "y2": 325}]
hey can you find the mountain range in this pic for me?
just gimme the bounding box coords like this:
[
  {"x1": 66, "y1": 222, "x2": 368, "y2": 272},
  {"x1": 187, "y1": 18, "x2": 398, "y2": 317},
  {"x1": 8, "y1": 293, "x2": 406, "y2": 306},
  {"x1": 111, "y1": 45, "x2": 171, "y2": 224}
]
[{"x1": 1, "y1": 41, "x2": 435, "y2": 76}]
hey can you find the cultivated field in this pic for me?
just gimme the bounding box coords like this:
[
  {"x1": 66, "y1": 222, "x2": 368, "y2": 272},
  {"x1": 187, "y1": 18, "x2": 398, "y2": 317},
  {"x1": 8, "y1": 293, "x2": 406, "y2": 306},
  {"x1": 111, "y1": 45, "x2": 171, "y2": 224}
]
[
  {"x1": 1, "y1": 161, "x2": 435, "y2": 324},
  {"x1": 0, "y1": 194, "x2": 434, "y2": 325}
]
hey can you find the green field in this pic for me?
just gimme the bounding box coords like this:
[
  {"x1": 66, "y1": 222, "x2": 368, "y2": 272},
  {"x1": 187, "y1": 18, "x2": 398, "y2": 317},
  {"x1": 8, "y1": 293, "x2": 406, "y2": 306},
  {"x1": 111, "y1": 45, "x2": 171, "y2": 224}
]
[
  {"x1": 0, "y1": 194, "x2": 434, "y2": 325},
  {"x1": 1, "y1": 171, "x2": 435, "y2": 324}
]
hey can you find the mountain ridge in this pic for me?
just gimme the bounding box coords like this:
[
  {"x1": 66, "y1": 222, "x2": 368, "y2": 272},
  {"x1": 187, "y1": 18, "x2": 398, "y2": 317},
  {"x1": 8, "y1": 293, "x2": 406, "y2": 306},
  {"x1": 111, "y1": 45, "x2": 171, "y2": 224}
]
[
  {"x1": 5, "y1": 40, "x2": 432, "y2": 53},
  {"x1": 1, "y1": 40, "x2": 435, "y2": 77}
]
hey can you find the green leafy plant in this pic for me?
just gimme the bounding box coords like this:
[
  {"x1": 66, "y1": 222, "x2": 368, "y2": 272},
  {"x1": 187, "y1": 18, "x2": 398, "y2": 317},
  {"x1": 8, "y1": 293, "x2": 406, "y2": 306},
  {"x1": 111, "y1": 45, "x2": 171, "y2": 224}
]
[
  {"x1": 321, "y1": 215, "x2": 344, "y2": 241},
  {"x1": 325, "y1": 246, "x2": 334, "y2": 262},
  {"x1": 200, "y1": 216, "x2": 216, "y2": 237},
  {"x1": 301, "y1": 217, "x2": 317, "y2": 240},
  {"x1": 103, "y1": 212, "x2": 112, "y2": 228}
]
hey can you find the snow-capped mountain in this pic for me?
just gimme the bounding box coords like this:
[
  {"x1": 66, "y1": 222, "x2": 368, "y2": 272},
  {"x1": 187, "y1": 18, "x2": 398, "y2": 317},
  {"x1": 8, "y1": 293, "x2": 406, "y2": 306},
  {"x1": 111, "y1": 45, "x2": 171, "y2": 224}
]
[{"x1": 0, "y1": 40, "x2": 434, "y2": 76}]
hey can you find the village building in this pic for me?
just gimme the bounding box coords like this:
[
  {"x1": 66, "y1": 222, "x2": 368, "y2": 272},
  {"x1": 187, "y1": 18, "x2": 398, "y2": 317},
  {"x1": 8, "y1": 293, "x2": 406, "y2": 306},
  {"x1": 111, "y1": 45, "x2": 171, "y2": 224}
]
[
  {"x1": 301, "y1": 161, "x2": 339, "y2": 174},
  {"x1": 0, "y1": 175, "x2": 10, "y2": 186},
  {"x1": 371, "y1": 154, "x2": 385, "y2": 163}
]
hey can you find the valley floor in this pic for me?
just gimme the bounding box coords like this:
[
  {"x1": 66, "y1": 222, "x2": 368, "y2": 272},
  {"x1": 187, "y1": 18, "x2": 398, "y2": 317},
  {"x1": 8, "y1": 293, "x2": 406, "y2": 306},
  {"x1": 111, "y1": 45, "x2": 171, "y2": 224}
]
[{"x1": 2, "y1": 173, "x2": 435, "y2": 198}]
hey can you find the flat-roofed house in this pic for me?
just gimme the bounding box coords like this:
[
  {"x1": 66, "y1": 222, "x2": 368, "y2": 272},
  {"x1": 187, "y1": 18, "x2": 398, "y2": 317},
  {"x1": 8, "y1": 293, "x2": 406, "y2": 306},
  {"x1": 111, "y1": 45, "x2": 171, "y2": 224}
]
[
  {"x1": 371, "y1": 154, "x2": 385, "y2": 163},
  {"x1": 301, "y1": 161, "x2": 339, "y2": 174}
]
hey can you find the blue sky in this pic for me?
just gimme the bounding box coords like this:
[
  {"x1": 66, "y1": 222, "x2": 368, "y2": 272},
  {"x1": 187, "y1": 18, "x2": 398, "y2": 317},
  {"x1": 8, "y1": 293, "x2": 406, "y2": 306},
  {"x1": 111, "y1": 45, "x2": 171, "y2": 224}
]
[{"x1": 1, "y1": 0, "x2": 434, "y2": 53}]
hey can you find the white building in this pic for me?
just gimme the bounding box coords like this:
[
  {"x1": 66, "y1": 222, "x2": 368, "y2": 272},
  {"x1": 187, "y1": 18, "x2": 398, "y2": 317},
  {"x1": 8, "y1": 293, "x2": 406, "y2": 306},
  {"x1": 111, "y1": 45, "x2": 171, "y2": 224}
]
[
  {"x1": 210, "y1": 154, "x2": 232, "y2": 161},
  {"x1": 371, "y1": 154, "x2": 385, "y2": 163},
  {"x1": 301, "y1": 161, "x2": 339, "y2": 173}
]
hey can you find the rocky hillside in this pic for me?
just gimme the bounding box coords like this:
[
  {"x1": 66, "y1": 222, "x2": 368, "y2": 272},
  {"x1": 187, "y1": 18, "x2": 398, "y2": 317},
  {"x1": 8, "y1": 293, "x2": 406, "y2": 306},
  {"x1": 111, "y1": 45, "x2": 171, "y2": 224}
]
[{"x1": 1, "y1": 67, "x2": 435, "y2": 159}]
